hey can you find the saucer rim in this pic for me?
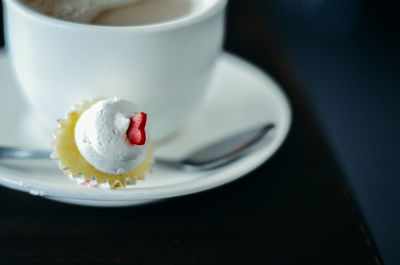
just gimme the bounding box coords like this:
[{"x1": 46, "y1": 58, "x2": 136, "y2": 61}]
[{"x1": 0, "y1": 51, "x2": 291, "y2": 205}]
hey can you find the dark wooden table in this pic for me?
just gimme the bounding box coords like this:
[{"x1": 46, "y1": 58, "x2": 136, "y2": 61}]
[{"x1": 0, "y1": 1, "x2": 381, "y2": 264}]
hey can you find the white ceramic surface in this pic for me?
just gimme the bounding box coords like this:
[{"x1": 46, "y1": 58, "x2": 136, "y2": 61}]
[
  {"x1": 3, "y1": 0, "x2": 227, "y2": 141},
  {"x1": 0, "y1": 51, "x2": 291, "y2": 207}
]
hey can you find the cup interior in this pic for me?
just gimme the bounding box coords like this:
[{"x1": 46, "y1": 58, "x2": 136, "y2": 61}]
[{"x1": 7, "y1": 0, "x2": 228, "y2": 30}]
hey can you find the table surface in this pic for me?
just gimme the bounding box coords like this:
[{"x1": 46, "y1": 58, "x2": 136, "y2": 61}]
[{"x1": 0, "y1": 1, "x2": 381, "y2": 264}]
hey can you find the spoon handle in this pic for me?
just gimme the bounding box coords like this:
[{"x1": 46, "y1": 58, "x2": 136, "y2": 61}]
[{"x1": 0, "y1": 146, "x2": 51, "y2": 159}]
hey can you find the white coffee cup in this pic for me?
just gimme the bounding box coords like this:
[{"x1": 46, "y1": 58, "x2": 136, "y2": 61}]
[{"x1": 3, "y1": 0, "x2": 227, "y2": 142}]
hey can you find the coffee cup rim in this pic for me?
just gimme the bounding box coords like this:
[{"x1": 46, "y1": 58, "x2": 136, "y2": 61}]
[{"x1": 5, "y1": 0, "x2": 228, "y2": 31}]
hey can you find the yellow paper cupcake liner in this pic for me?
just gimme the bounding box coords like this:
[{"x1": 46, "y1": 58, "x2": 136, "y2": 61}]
[{"x1": 51, "y1": 99, "x2": 154, "y2": 188}]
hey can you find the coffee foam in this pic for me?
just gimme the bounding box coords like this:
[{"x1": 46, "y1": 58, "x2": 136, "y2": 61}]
[{"x1": 22, "y1": 0, "x2": 144, "y2": 22}]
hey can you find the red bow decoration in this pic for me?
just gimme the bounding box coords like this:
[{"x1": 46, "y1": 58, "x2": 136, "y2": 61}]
[{"x1": 126, "y1": 112, "x2": 147, "y2": 145}]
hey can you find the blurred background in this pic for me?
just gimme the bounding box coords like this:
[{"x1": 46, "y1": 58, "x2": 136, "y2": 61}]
[
  {"x1": 258, "y1": 1, "x2": 400, "y2": 264},
  {"x1": 1, "y1": 0, "x2": 399, "y2": 264}
]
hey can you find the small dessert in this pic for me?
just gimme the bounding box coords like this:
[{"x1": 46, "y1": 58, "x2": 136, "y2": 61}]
[{"x1": 52, "y1": 98, "x2": 153, "y2": 188}]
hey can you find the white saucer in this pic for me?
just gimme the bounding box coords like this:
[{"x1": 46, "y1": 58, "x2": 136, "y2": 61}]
[{"x1": 0, "y1": 51, "x2": 291, "y2": 207}]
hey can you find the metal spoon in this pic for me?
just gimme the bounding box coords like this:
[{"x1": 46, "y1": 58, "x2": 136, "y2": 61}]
[{"x1": 0, "y1": 124, "x2": 275, "y2": 171}]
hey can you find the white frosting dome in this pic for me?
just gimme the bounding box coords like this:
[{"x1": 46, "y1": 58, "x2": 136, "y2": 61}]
[{"x1": 74, "y1": 98, "x2": 148, "y2": 174}]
